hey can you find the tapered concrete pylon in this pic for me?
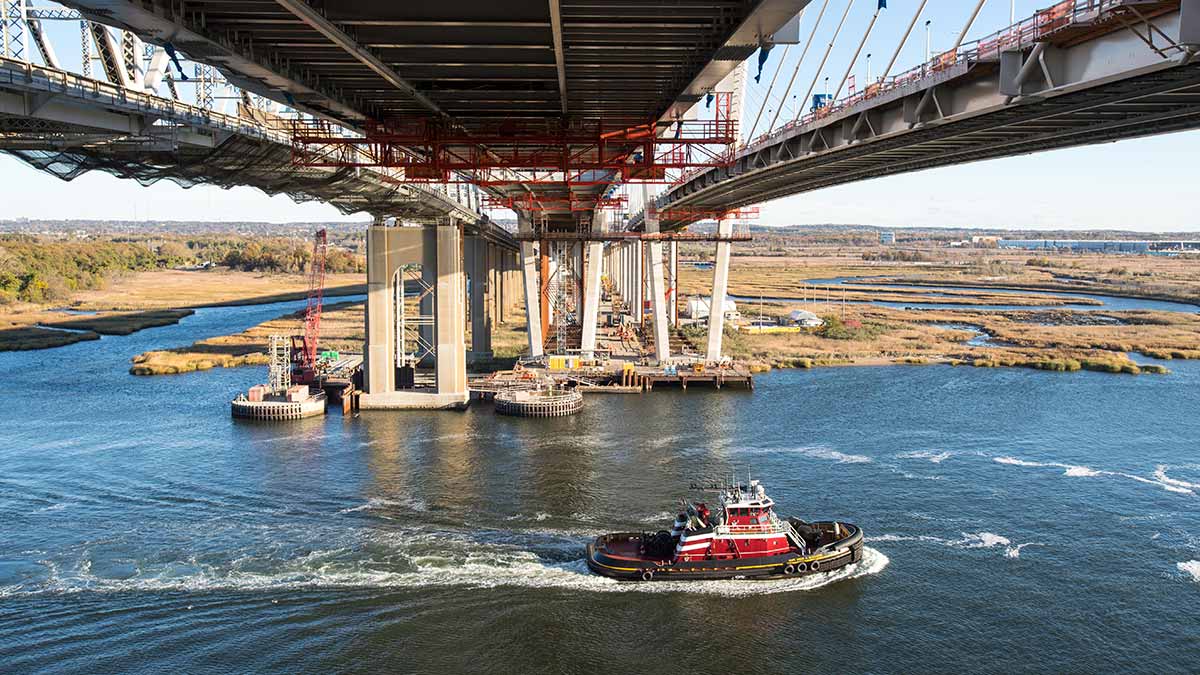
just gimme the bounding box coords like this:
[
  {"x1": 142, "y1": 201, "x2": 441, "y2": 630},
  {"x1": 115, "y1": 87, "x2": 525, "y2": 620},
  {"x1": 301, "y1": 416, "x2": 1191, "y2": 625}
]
[
  {"x1": 518, "y1": 216, "x2": 544, "y2": 357},
  {"x1": 668, "y1": 240, "x2": 679, "y2": 326},
  {"x1": 642, "y1": 185, "x2": 670, "y2": 364},
  {"x1": 706, "y1": 218, "x2": 734, "y2": 363},
  {"x1": 580, "y1": 214, "x2": 606, "y2": 357}
]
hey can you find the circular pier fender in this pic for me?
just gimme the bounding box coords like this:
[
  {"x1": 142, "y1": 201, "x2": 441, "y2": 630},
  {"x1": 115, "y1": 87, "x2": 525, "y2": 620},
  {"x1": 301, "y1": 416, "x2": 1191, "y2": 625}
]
[
  {"x1": 783, "y1": 564, "x2": 796, "y2": 575},
  {"x1": 641, "y1": 570, "x2": 654, "y2": 582},
  {"x1": 810, "y1": 560, "x2": 821, "y2": 571}
]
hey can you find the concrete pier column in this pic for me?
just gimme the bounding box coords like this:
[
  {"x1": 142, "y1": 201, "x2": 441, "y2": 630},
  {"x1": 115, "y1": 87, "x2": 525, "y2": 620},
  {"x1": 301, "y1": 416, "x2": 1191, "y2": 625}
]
[
  {"x1": 575, "y1": 242, "x2": 586, "y2": 325},
  {"x1": 580, "y1": 215, "x2": 607, "y2": 358},
  {"x1": 632, "y1": 240, "x2": 644, "y2": 324},
  {"x1": 434, "y1": 223, "x2": 468, "y2": 401},
  {"x1": 668, "y1": 240, "x2": 679, "y2": 326},
  {"x1": 360, "y1": 222, "x2": 469, "y2": 409},
  {"x1": 643, "y1": 192, "x2": 670, "y2": 364},
  {"x1": 520, "y1": 241, "x2": 544, "y2": 357},
  {"x1": 618, "y1": 243, "x2": 627, "y2": 300},
  {"x1": 364, "y1": 221, "x2": 394, "y2": 395},
  {"x1": 467, "y1": 236, "x2": 492, "y2": 359},
  {"x1": 706, "y1": 218, "x2": 734, "y2": 363}
]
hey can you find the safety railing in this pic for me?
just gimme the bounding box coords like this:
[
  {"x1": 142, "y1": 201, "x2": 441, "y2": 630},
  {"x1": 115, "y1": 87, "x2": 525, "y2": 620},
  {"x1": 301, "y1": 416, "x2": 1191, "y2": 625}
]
[
  {"x1": 0, "y1": 53, "x2": 484, "y2": 218},
  {"x1": 739, "y1": 0, "x2": 1133, "y2": 155},
  {"x1": 0, "y1": 54, "x2": 284, "y2": 143}
]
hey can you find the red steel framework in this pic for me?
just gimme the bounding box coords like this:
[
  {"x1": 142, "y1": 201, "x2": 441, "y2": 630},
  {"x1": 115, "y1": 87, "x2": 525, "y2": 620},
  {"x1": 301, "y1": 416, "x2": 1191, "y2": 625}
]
[
  {"x1": 483, "y1": 193, "x2": 627, "y2": 213},
  {"x1": 291, "y1": 94, "x2": 739, "y2": 189}
]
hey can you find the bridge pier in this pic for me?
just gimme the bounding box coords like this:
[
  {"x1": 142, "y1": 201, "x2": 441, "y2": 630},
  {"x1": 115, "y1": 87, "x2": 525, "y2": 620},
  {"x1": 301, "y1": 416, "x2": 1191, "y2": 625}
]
[
  {"x1": 466, "y1": 235, "x2": 492, "y2": 361},
  {"x1": 629, "y1": 240, "x2": 643, "y2": 324},
  {"x1": 361, "y1": 221, "x2": 469, "y2": 410},
  {"x1": 643, "y1": 197, "x2": 670, "y2": 364},
  {"x1": 706, "y1": 217, "x2": 734, "y2": 363},
  {"x1": 518, "y1": 217, "x2": 544, "y2": 358},
  {"x1": 580, "y1": 214, "x2": 607, "y2": 358},
  {"x1": 668, "y1": 240, "x2": 679, "y2": 326}
]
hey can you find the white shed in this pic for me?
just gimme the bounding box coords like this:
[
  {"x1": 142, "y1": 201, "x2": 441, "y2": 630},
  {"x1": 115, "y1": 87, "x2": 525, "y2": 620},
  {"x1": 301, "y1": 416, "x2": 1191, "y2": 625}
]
[
  {"x1": 787, "y1": 310, "x2": 825, "y2": 327},
  {"x1": 686, "y1": 295, "x2": 740, "y2": 321}
]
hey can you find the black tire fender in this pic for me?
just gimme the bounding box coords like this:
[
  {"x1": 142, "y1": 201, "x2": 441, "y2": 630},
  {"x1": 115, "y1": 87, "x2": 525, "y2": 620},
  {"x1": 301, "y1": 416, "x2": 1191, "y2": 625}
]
[
  {"x1": 641, "y1": 570, "x2": 654, "y2": 582},
  {"x1": 810, "y1": 560, "x2": 821, "y2": 571},
  {"x1": 783, "y1": 564, "x2": 796, "y2": 575}
]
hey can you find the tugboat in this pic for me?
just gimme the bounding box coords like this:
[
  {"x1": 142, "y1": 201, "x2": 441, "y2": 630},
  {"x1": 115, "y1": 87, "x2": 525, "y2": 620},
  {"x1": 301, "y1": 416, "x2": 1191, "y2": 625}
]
[{"x1": 586, "y1": 479, "x2": 863, "y2": 582}]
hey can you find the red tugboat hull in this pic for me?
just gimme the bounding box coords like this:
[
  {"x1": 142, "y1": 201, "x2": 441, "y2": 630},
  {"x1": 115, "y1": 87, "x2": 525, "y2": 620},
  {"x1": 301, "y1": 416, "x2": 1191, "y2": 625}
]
[{"x1": 587, "y1": 522, "x2": 864, "y2": 582}]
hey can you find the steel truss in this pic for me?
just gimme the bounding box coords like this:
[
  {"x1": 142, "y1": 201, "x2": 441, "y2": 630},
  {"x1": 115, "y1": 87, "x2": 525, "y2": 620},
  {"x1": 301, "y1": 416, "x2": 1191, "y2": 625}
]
[
  {"x1": 290, "y1": 93, "x2": 738, "y2": 187},
  {"x1": 395, "y1": 265, "x2": 436, "y2": 368}
]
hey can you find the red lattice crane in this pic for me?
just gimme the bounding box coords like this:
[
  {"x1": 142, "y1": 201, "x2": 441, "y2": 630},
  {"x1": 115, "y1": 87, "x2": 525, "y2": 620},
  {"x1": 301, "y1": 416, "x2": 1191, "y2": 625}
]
[{"x1": 292, "y1": 229, "x2": 327, "y2": 384}]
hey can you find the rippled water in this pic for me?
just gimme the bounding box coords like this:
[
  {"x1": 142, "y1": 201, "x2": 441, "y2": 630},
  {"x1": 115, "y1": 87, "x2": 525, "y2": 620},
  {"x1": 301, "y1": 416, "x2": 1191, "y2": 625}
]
[{"x1": 2, "y1": 299, "x2": 1198, "y2": 673}]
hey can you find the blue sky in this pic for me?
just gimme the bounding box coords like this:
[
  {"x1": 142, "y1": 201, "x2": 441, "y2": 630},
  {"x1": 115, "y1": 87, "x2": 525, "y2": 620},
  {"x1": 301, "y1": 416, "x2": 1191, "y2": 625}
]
[{"x1": 3, "y1": 1, "x2": 1197, "y2": 231}]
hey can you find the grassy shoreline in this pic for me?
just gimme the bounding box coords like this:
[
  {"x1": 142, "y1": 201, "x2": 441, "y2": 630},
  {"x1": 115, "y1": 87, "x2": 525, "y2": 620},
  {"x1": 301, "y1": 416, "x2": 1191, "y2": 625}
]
[{"x1": 855, "y1": 278, "x2": 1200, "y2": 309}]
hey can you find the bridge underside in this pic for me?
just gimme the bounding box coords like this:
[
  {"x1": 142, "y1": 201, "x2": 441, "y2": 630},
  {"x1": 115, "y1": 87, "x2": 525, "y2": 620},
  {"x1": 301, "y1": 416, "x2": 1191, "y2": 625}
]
[
  {"x1": 658, "y1": 61, "x2": 1200, "y2": 228},
  {"x1": 651, "y1": 5, "x2": 1200, "y2": 229},
  {"x1": 57, "y1": 0, "x2": 800, "y2": 229}
]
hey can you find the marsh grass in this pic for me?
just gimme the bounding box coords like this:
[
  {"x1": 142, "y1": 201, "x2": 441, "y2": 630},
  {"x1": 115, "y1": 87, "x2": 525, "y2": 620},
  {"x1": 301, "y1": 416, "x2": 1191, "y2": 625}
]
[
  {"x1": 44, "y1": 309, "x2": 194, "y2": 335},
  {"x1": 0, "y1": 326, "x2": 100, "y2": 351}
]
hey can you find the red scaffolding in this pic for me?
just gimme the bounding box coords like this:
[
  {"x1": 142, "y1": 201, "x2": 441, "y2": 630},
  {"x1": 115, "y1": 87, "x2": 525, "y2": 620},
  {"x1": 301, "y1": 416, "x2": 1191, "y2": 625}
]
[{"x1": 291, "y1": 93, "x2": 739, "y2": 187}]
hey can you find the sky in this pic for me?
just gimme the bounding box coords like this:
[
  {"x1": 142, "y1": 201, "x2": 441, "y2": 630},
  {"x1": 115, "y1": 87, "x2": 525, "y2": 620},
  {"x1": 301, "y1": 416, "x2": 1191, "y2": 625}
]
[{"x1": 2, "y1": 0, "x2": 1197, "y2": 232}]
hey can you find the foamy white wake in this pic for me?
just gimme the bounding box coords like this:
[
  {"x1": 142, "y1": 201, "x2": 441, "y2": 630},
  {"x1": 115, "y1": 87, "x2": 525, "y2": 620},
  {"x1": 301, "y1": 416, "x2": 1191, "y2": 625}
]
[
  {"x1": 1178, "y1": 560, "x2": 1200, "y2": 583},
  {"x1": 3, "y1": 530, "x2": 889, "y2": 598},
  {"x1": 1004, "y1": 542, "x2": 1043, "y2": 559},
  {"x1": 789, "y1": 446, "x2": 872, "y2": 464},
  {"x1": 1154, "y1": 466, "x2": 1200, "y2": 491},
  {"x1": 898, "y1": 450, "x2": 953, "y2": 464},
  {"x1": 872, "y1": 531, "x2": 1040, "y2": 560},
  {"x1": 740, "y1": 445, "x2": 872, "y2": 464},
  {"x1": 337, "y1": 496, "x2": 428, "y2": 515},
  {"x1": 993, "y1": 456, "x2": 1194, "y2": 495}
]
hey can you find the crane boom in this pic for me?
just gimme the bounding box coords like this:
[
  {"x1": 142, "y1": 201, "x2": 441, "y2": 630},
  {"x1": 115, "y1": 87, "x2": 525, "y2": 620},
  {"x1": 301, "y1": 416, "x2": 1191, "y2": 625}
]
[{"x1": 292, "y1": 229, "x2": 328, "y2": 384}]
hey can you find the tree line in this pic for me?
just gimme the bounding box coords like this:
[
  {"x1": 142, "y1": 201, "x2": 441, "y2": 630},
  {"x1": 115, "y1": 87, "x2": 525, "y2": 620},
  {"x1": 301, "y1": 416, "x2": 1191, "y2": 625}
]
[{"x1": 0, "y1": 234, "x2": 365, "y2": 304}]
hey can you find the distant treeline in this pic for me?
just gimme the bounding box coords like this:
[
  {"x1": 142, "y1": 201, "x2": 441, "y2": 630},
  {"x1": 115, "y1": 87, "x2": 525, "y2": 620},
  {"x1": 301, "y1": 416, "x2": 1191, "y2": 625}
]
[{"x1": 0, "y1": 234, "x2": 364, "y2": 304}]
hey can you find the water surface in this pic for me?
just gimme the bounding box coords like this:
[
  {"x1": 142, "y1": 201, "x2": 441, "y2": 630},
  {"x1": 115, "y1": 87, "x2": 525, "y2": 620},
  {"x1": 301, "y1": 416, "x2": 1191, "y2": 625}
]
[{"x1": 2, "y1": 301, "x2": 1198, "y2": 673}]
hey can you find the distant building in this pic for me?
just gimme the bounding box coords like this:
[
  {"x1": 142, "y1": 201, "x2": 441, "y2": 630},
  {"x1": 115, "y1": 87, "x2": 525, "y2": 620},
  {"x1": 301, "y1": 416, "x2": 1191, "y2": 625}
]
[
  {"x1": 879, "y1": 231, "x2": 896, "y2": 245},
  {"x1": 685, "y1": 295, "x2": 740, "y2": 321}
]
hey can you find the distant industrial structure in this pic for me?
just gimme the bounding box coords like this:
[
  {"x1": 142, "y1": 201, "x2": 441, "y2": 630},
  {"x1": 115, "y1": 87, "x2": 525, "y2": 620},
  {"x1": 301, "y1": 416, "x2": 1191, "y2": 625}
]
[{"x1": 879, "y1": 231, "x2": 896, "y2": 245}]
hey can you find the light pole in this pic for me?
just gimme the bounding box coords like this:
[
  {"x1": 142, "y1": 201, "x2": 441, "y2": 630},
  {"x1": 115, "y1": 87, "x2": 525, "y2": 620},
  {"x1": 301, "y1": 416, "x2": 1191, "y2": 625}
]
[
  {"x1": 925, "y1": 20, "x2": 932, "y2": 61},
  {"x1": 866, "y1": 52, "x2": 872, "y2": 83},
  {"x1": 1010, "y1": 0, "x2": 1016, "y2": 24}
]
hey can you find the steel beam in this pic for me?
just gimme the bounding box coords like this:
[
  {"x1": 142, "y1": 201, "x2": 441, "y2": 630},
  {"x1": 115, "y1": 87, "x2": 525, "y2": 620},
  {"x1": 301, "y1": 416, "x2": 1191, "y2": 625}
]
[
  {"x1": 548, "y1": 0, "x2": 567, "y2": 116},
  {"x1": 273, "y1": 0, "x2": 443, "y2": 117}
]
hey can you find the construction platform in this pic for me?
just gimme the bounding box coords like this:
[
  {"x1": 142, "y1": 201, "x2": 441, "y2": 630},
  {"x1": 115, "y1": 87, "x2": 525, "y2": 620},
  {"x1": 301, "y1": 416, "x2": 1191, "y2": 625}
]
[
  {"x1": 495, "y1": 389, "x2": 583, "y2": 417},
  {"x1": 231, "y1": 389, "x2": 327, "y2": 421}
]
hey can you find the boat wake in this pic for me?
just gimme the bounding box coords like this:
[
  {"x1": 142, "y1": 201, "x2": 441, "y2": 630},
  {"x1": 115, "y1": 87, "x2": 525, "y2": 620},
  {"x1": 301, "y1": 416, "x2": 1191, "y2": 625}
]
[
  {"x1": 897, "y1": 450, "x2": 953, "y2": 464},
  {"x1": 993, "y1": 456, "x2": 1195, "y2": 495},
  {"x1": 873, "y1": 531, "x2": 1040, "y2": 559},
  {"x1": 0, "y1": 528, "x2": 888, "y2": 599},
  {"x1": 337, "y1": 496, "x2": 428, "y2": 515},
  {"x1": 1178, "y1": 560, "x2": 1200, "y2": 583},
  {"x1": 783, "y1": 446, "x2": 872, "y2": 464}
]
